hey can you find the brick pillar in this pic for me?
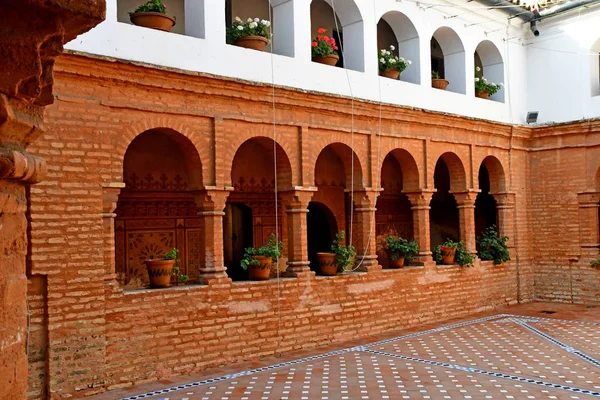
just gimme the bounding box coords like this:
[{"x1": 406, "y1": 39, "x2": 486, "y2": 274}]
[
  {"x1": 577, "y1": 191, "x2": 600, "y2": 259},
  {"x1": 102, "y1": 183, "x2": 125, "y2": 280},
  {"x1": 0, "y1": 2, "x2": 103, "y2": 396},
  {"x1": 492, "y1": 192, "x2": 516, "y2": 252},
  {"x1": 194, "y1": 188, "x2": 231, "y2": 284},
  {"x1": 281, "y1": 188, "x2": 315, "y2": 276},
  {"x1": 452, "y1": 190, "x2": 479, "y2": 253},
  {"x1": 404, "y1": 190, "x2": 436, "y2": 262},
  {"x1": 352, "y1": 190, "x2": 380, "y2": 271}
]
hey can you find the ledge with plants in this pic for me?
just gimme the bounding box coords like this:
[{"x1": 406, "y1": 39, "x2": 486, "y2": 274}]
[
  {"x1": 476, "y1": 225, "x2": 510, "y2": 264},
  {"x1": 378, "y1": 45, "x2": 411, "y2": 80},
  {"x1": 433, "y1": 239, "x2": 475, "y2": 267},
  {"x1": 227, "y1": 17, "x2": 272, "y2": 51},
  {"x1": 474, "y1": 67, "x2": 502, "y2": 99},
  {"x1": 312, "y1": 28, "x2": 339, "y2": 66},
  {"x1": 129, "y1": 0, "x2": 176, "y2": 32},
  {"x1": 431, "y1": 70, "x2": 449, "y2": 90},
  {"x1": 241, "y1": 233, "x2": 283, "y2": 281},
  {"x1": 317, "y1": 231, "x2": 356, "y2": 276},
  {"x1": 385, "y1": 236, "x2": 419, "y2": 268}
]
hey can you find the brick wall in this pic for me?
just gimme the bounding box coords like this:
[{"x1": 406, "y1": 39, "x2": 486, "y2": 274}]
[{"x1": 23, "y1": 52, "x2": 598, "y2": 398}]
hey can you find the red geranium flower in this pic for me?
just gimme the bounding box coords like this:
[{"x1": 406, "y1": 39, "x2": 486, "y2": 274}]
[
  {"x1": 318, "y1": 28, "x2": 326, "y2": 34},
  {"x1": 312, "y1": 42, "x2": 317, "y2": 47}
]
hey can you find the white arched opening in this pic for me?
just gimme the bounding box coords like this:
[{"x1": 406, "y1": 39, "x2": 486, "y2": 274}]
[
  {"x1": 431, "y1": 27, "x2": 465, "y2": 94},
  {"x1": 310, "y1": 0, "x2": 365, "y2": 71},
  {"x1": 591, "y1": 38, "x2": 600, "y2": 97},
  {"x1": 475, "y1": 40, "x2": 505, "y2": 102},
  {"x1": 378, "y1": 11, "x2": 420, "y2": 84}
]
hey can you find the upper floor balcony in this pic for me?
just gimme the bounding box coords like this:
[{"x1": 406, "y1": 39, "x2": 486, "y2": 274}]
[{"x1": 65, "y1": 0, "x2": 545, "y2": 124}]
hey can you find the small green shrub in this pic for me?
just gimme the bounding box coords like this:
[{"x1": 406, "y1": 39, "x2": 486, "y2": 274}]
[
  {"x1": 131, "y1": 0, "x2": 168, "y2": 15},
  {"x1": 477, "y1": 225, "x2": 510, "y2": 264},
  {"x1": 591, "y1": 259, "x2": 600, "y2": 268},
  {"x1": 241, "y1": 233, "x2": 283, "y2": 270},
  {"x1": 332, "y1": 231, "x2": 356, "y2": 272},
  {"x1": 386, "y1": 236, "x2": 419, "y2": 262},
  {"x1": 433, "y1": 239, "x2": 475, "y2": 267}
]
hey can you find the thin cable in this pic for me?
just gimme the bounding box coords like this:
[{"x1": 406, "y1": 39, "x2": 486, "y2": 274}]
[
  {"x1": 267, "y1": 1, "x2": 282, "y2": 357},
  {"x1": 330, "y1": 0, "x2": 356, "y2": 255}
]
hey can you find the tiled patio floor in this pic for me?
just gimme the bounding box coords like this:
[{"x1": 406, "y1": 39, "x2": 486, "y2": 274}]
[{"x1": 96, "y1": 302, "x2": 600, "y2": 400}]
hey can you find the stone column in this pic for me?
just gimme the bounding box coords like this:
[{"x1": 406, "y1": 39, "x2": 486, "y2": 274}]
[
  {"x1": 102, "y1": 183, "x2": 125, "y2": 280},
  {"x1": 451, "y1": 190, "x2": 479, "y2": 253},
  {"x1": 0, "y1": 2, "x2": 104, "y2": 397},
  {"x1": 352, "y1": 189, "x2": 380, "y2": 271},
  {"x1": 194, "y1": 187, "x2": 231, "y2": 284},
  {"x1": 577, "y1": 191, "x2": 600, "y2": 259},
  {"x1": 492, "y1": 192, "x2": 516, "y2": 251},
  {"x1": 404, "y1": 190, "x2": 436, "y2": 262},
  {"x1": 280, "y1": 188, "x2": 315, "y2": 276}
]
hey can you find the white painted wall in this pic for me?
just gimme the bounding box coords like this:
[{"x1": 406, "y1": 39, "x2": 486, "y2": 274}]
[
  {"x1": 525, "y1": 7, "x2": 600, "y2": 124},
  {"x1": 65, "y1": 0, "x2": 600, "y2": 125}
]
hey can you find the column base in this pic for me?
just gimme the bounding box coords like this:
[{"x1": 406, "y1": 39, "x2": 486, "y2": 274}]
[
  {"x1": 197, "y1": 269, "x2": 229, "y2": 285},
  {"x1": 285, "y1": 261, "x2": 311, "y2": 276}
]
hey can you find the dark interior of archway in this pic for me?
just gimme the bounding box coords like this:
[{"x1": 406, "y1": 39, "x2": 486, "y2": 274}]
[
  {"x1": 475, "y1": 164, "x2": 497, "y2": 238},
  {"x1": 307, "y1": 202, "x2": 337, "y2": 273},
  {"x1": 430, "y1": 159, "x2": 459, "y2": 249},
  {"x1": 431, "y1": 37, "x2": 445, "y2": 78},
  {"x1": 223, "y1": 203, "x2": 254, "y2": 281}
]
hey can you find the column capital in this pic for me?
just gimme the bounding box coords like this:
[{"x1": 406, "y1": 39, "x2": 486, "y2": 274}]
[
  {"x1": 577, "y1": 191, "x2": 600, "y2": 206},
  {"x1": 280, "y1": 187, "x2": 317, "y2": 211},
  {"x1": 451, "y1": 189, "x2": 480, "y2": 205},
  {"x1": 490, "y1": 191, "x2": 516, "y2": 208},
  {"x1": 350, "y1": 188, "x2": 381, "y2": 208},
  {"x1": 193, "y1": 187, "x2": 232, "y2": 212},
  {"x1": 102, "y1": 182, "x2": 125, "y2": 215},
  {"x1": 0, "y1": 147, "x2": 46, "y2": 183},
  {"x1": 403, "y1": 189, "x2": 436, "y2": 208}
]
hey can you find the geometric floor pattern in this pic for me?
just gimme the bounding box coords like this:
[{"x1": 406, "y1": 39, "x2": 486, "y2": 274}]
[{"x1": 117, "y1": 313, "x2": 600, "y2": 400}]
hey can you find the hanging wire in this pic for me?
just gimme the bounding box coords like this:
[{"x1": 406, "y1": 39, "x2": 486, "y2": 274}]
[{"x1": 267, "y1": 0, "x2": 282, "y2": 357}]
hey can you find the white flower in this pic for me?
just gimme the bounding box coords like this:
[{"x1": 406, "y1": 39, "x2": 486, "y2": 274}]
[
  {"x1": 483, "y1": 77, "x2": 488, "y2": 82},
  {"x1": 235, "y1": 16, "x2": 242, "y2": 22},
  {"x1": 264, "y1": 20, "x2": 271, "y2": 27},
  {"x1": 380, "y1": 57, "x2": 385, "y2": 63},
  {"x1": 247, "y1": 17, "x2": 253, "y2": 22},
  {"x1": 498, "y1": 83, "x2": 504, "y2": 87},
  {"x1": 475, "y1": 77, "x2": 480, "y2": 82},
  {"x1": 476, "y1": 66, "x2": 481, "y2": 72},
  {"x1": 399, "y1": 57, "x2": 405, "y2": 61},
  {"x1": 254, "y1": 17, "x2": 260, "y2": 22},
  {"x1": 407, "y1": 60, "x2": 412, "y2": 65},
  {"x1": 237, "y1": 25, "x2": 244, "y2": 31},
  {"x1": 249, "y1": 22, "x2": 257, "y2": 28},
  {"x1": 390, "y1": 45, "x2": 395, "y2": 51},
  {"x1": 381, "y1": 49, "x2": 386, "y2": 54},
  {"x1": 388, "y1": 58, "x2": 395, "y2": 63}
]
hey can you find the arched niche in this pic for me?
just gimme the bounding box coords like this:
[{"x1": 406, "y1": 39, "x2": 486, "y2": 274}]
[
  {"x1": 431, "y1": 27, "x2": 466, "y2": 94},
  {"x1": 475, "y1": 40, "x2": 505, "y2": 102},
  {"x1": 377, "y1": 11, "x2": 420, "y2": 84}
]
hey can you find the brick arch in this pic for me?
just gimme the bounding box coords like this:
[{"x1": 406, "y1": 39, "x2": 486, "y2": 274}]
[
  {"x1": 378, "y1": 148, "x2": 421, "y2": 191},
  {"x1": 222, "y1": 130, "x2": 297, "y2": 188},
  {"x1": 436, "y1": 152, "x2": 467, "y2": 191},
  {"x1": 115, "y1": 118, "x2": 209, "y2": 188},
  {"x1": 479, "y1": 155, "x2": 506, "y2": 194},
  {"x1": 230, "y1": 136, "x2": 294, "y2": 190},
  {"x1": 311, "y1": 140, "x2": 365, "y2": 189},
  {"x1": 308, "y1": 135, "x2": 368, "y2": 188}
]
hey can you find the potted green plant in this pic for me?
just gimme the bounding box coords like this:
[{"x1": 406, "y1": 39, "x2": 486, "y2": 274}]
[
  {"x1": 476, "y1": 225, "x2": 510, "y2": 264},
  {"x1": 474, "y1": 67, "x2": 502, "y2": 99},
  {"x1": 144, "y1": 248, "x2": 179, "y2": 288},
  {"x1": 378, "y1": 45, "x2": 411, "y2": 80},
  {"x1": 317, "y1": 231, "x2": 356, "y2": 276},
  {"x1": 129, "y1": 0, "x2": 176, "y2": 32},
  {"x1": 241, "y1": 233, "x2": 283, "y2": 280},
  {"x1": 312, "y1": 28, "x2": 339, "y2": 66},
  {"x1": 385, "y1": 236, "x2": 419, "y2": 268},
  {"x1": 172, "y1": 265, "x2": 189, "y2": 286},
  {"x1": 433, "y1": 239, "x2": 475, "y2": 267},
  {"x1": 432, "y1": 70, "x2": 449, "y2": 90},
  {"x1": 227, "y1": 16, "x2": 271, "y2": 51}
]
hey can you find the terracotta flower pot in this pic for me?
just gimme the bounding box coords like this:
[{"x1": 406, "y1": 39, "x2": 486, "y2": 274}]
[
  {"x1": 432, "y1": 79, "x2": 450, "y2": 90},
  {"x1": 130, "y1": 12, "x2": 176, "y2": 32},
  {"x1": 234, "y1": 35, "x2": 269, "y2": 51},
  {"x1": 249, "y1": 256, "x2": 272, "y2": 280},
  {"x1": 317, "y1": 252, "x2": 338, "y2": 276},
  {"x1": 144, "y1": 259, "x2": 176, "y2": 288},
  {"x1": 312, "y1": 54, "x2": 339, "y2": 66},
  {"x1": 476, "y1": 90, "x2": 490, "y2": 99},
  {"x1": 380, "y1": 69, "x2": 400, "y2": 80},
  {"x1": 440, "y1": 246, "x2": 456, "y2": 265}
]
